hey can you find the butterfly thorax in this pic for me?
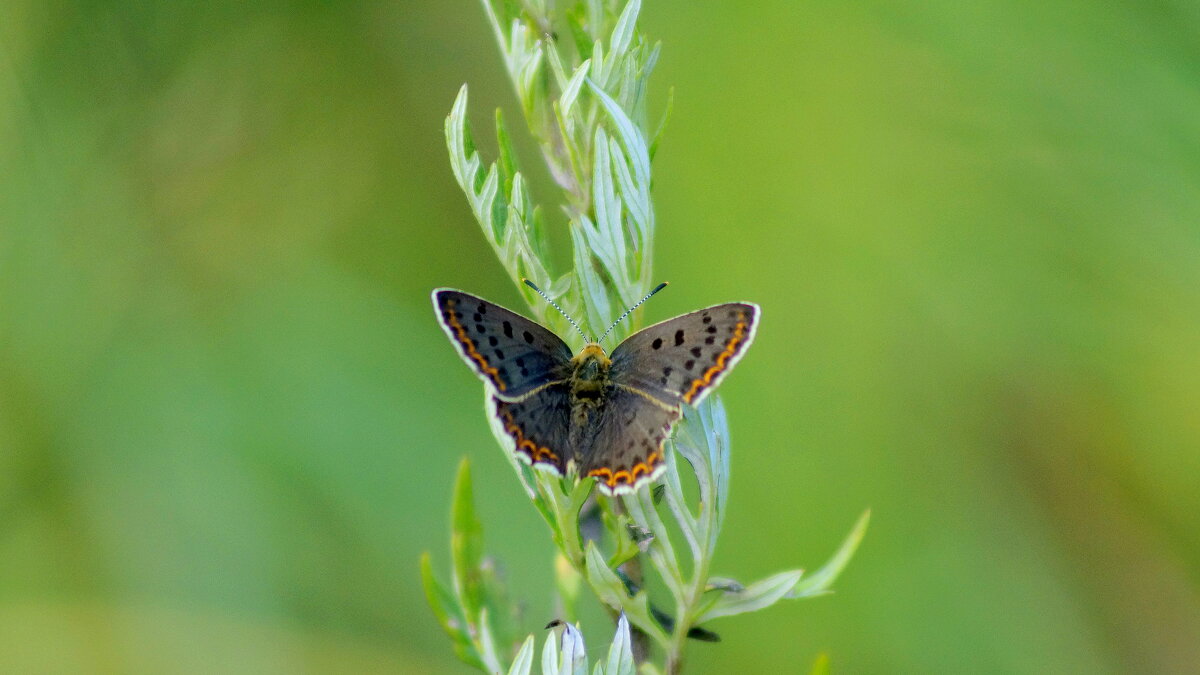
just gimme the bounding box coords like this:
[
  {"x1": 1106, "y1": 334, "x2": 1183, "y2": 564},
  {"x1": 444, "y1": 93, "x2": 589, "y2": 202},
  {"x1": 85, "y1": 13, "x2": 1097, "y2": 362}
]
[{"x1": 568, "y1": 343, "x2": 611, "y2": 412}]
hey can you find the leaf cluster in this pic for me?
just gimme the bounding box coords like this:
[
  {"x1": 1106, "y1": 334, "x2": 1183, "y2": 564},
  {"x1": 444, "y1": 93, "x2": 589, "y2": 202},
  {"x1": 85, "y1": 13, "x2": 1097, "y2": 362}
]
[{"x1": 447, "y1": 0, "x2": 666, "y2": 346}]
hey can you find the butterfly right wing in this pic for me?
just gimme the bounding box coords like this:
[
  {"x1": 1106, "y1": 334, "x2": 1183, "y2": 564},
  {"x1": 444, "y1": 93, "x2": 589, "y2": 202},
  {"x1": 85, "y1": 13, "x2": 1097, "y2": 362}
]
[
  {"x1": 578, "y1": 386, "x2": 678, "y2": 495},
  {"x1": 609, "y1": 302, "x2": 760, "y2": 408},
  {"x1": 433, "y1": 288, "x2": 574, "y2": 401}
]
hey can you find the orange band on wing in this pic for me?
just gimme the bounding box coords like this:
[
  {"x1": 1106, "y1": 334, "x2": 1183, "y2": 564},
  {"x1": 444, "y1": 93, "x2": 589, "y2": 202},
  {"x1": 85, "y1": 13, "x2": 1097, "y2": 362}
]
[
  {"x1": 499, "y1": 409, "x2": 558, "y2": 464},
  {"x1": 682, "y1": 313, "x2": 748, "y2": 404},
  {"x1": 445, "y1": 299, "x2": 506, "y2": 392},
  {"x1": 589, "y1": 451, "x2": 660, "y2": 489}
]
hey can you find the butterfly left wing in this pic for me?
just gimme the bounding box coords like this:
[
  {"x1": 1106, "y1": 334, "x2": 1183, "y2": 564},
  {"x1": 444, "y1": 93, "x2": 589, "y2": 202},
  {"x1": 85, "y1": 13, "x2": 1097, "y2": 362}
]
[
  {"x1": 579, "y1": 386, "x2": 679, "y2": 495},
  {"x1": 488, "y1": 383, "x2": 575, "y2": 474},
  {"x1": 432, "y1": 288, "x2": 573, "y2": 401},
  {"x1": 609, "y1": 302, "x2": 760, "y2": 408}
]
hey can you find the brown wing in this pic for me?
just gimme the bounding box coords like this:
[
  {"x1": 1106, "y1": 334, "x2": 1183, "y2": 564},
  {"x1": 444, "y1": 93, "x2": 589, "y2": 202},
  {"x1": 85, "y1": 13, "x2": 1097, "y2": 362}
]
[
  {"x1": 433, "y1": 288, "x2": 573, "y2": 401},
  {"x1": 488, "y1": 384, "x2": 575, "y2": 474},
  {"x1": 609, "y1": 303, "x2": 759, "y2": 407},
  {"x1": 578, "y1": 386, "x2": 680, "y2": 495}
]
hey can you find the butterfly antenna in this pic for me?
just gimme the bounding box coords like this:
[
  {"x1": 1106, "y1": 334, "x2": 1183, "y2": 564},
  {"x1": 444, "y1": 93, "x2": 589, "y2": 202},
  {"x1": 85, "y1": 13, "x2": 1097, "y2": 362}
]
[
  {"x1": 596, "y1": 282, "x2": 668, "y2": 344},
  {"x1": 522, "y1": 278, "x2": 591, "y2": 342}
]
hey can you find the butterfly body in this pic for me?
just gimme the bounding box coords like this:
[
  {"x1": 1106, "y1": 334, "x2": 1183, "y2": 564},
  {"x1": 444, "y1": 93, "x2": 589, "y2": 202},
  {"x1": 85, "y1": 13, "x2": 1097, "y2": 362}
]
[{"x1": 433, "y1": 288, "x2": 759, "y2": 494}]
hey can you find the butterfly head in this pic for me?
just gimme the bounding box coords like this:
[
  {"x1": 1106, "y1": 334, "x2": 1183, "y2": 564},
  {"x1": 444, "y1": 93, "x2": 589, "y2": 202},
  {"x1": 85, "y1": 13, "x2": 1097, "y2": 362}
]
[{"x1": 570, "y1": 343, "x2": 611, "y2": 401}]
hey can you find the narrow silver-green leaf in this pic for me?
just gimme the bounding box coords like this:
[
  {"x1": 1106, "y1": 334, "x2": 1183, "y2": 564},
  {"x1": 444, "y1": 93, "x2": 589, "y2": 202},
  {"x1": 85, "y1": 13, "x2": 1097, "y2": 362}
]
[
  {"x1": 477, "y1": 607, "x2": 506, "y2": 674},
  {"x1": 609, "y1": 0, "x2": 641, "y2": 64},
  {"x1": 608, "y1": 136, "x2": 650, "y2": 253},
  {"x1": 659, "y1": 445, "x2": 702, "y2": 564},
  {"x1": 583, "y1": 542, "x2": 669, "y2": 647},
  {"x1": 450, "y1": 459, "x2": 485, "y2": 616},
  {"x1": 560, "y1": 60, "x2": 591, "y2": 119},
  {"x1": 569, "y1": 221, "x2": 613, "y2": 338},
  {"x1": 542, "y1": 629, "x2": 561, "y2": 675},
  {"x1": 419, "y1": 552, "x2": 483, "y2": 669},
  {"x1": 517, "y1": 48, "x2": 545, "y2": 113},
  {"x1": 479, "y1": 164, "x2": 502, "y2": 241},
  {"x1": 588, "y1": 79, "x2": 650, "y2": 185},
  {"x1": 590, "y1": 41, "x2": 608, "y2": 90},
  {"x1": 600, "y1": 614, "x2": 636, "y2": 675},
  {"x1": 622, "y1": 486, "x2": 686, "y2": 604},
  {"x1": 508, "y1": 635, "x2": 536, "y2": 675},
  {"x1": 695, "y1": 569, "x2": 805, "y2": 623},
  {"x1": 446, "y1": 85, "x2": 475, "y2": 190},
  {"x1": 583, "y1": 541, "x2": 629, "y2": 611},
  {"x1": 787, "y1": 509, "x2": 871, "y2": 599},
  {"x1": 544, "y1": 37, "x2": 571, "y2": 91},
  {"x1": 586, "y1": 0, "x2": 604, "y2": 42},
  {"x1": 588, "y1": 128, "x2": 630, "y2": 293},
  {"x1": 650, "y1": 84, "x2": 673, "y2": 160},
  {"x1": 495, "y1": 107, "x2": 518, "y2": 192}
]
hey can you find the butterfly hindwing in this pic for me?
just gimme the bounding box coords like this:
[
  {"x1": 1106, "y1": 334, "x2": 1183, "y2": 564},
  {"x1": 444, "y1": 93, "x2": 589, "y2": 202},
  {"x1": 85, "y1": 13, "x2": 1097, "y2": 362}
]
[
  {"x1": 579, "y1": 386, "x2": 680, "y2": 495},
  {"x1": 433, "y1": 289, "x2": 573, "y2": 401},
  {"x1": 489, "y1": 384, "x2": 575, "y2": 474},
  {"x1": 609, "y1": 302, "x2": 759, "y2": 408}
]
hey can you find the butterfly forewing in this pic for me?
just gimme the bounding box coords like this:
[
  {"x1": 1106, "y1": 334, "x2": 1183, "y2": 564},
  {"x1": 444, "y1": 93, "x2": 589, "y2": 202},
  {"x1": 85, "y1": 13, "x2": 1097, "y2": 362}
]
[
  {"x1": 579, "y1": 386, "x2": 679, "y2": 495},
  {"x1": 609, "y1": 303, "x2": 759, "y2": 408},
  {"x1": 433, "y1": 289, "x2": 573, "y2": 400}
]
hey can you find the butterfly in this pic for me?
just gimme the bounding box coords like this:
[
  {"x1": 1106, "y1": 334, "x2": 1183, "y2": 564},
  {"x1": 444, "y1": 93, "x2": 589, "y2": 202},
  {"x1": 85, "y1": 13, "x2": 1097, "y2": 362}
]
[{"x1": 432, "y1": 282, "x2": 760, "y2": 495}]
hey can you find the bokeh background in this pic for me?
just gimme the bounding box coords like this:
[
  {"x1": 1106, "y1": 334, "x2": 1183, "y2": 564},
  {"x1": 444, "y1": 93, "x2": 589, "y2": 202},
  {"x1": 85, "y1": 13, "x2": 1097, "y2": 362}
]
[{"x1": 3, "y1": 1, "x2": 1199, "y2": 672}]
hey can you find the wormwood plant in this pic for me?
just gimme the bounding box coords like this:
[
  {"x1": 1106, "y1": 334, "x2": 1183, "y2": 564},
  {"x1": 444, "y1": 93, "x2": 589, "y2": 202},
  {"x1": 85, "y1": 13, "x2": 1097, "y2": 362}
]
[{"x1": 422, "y1": 1, "x2": 869, "y2": 672}]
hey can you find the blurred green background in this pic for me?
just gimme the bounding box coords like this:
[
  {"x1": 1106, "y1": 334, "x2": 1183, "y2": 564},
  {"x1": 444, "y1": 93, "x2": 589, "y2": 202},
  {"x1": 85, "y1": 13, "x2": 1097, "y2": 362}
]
[{"x1": 3, "y1": 1, "x2": 1199, "y2": 672}]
